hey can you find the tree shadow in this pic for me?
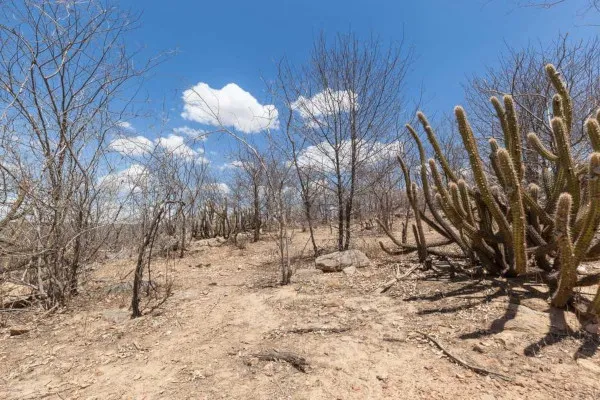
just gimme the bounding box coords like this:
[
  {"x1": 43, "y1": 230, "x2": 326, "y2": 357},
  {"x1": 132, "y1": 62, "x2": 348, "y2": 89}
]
[{"x1": 404, "y1": 269, "x2": 600, "y2": 357}]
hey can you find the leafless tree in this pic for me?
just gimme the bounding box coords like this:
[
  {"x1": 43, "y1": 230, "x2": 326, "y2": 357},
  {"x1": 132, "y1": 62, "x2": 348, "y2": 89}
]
[
  {"x1": 275, "y1": 32, "x2": 413, "y2": 251},
  {"x1": 464, "y1": 34, "x2": 600, "y2": 180},
  {"x1": 0, "y1": 0, "x2": 162, "y2": 306}
]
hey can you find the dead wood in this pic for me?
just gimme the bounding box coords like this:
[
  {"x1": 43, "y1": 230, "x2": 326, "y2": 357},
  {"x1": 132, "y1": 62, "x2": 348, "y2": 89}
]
[
  {"x1": 252, "y1": 350, "x2": 309, "y2": 372},
  {"x1": 286, "y1": 326, "x2": 350, "y2": 334},
  {"x1": 415, "y1": 331, "x2": 513, "y2": 381},
  {"x1": 377, "y1": 264, "x2": 419, "y2": 294}
]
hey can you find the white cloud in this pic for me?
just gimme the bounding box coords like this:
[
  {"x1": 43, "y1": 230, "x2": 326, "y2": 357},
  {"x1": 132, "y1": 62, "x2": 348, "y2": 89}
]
[
  {"x1": 292, "y1": 89, "x2": 356, "y2": 120},
  {"x1": 196, "y1": 155, "x2": 210, "y2": 165},
  {"x1": 219, "y1": 160, "x2": 244, "y2": 170},
  {"x1": 109, "y1": 136, "x2": 153, "y2": 156},
  {"x1": 109, "y1": 134, "x2": 200, "y2": 160},
  {"x1": 181, "y1": 82, "x2": 279, "y2": 133},
  {"x1": 117, "y1": 121, "x2": 135, "y2": 131},
  {"x1": 297, "y1": 140, "x2": 402, "y2": 173},
  {"x1": 173, "y1": 126, "x2": 208, "y2": 140},
  {"x1": 154, "y1": 134, "x2": 197, "y2": 160},
  {"x1": 98, "y1": 164, "x2": 149, "y2": 193},
  {"x1": 204, "y1": 182, "x2": 231, "y2": 195}
]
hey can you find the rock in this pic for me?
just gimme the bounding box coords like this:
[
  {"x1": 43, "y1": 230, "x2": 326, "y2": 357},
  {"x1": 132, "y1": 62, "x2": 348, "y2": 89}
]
[
  {"x1": 0, "y1": 282, "x2": 34, "y2": 308},
  {"x1": 315, "y1": 250, "x2": 371, "y2": 272},
  {"x1": 343, "y1": 266, "x2": 357, "y2": 275},
  {"x1": 195, "y1": 237, "x2": 227, "y2": 248},
  {"x1": 234, "y1": 233, "x2": 251, "y2": 249}
]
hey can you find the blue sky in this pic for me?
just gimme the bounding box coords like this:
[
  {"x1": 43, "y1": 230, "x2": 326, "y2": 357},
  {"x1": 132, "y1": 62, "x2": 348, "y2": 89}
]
[{"x1": 115, "y1": 0, "x2": 597, "y2": 169}]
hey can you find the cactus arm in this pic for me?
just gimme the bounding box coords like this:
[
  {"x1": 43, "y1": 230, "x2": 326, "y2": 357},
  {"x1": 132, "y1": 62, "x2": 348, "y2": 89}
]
[
  {"x1": 546, "y1": 64, "x2": 573, "y2": 132},
  {"x1": 417, "y1": 112, "x2": 459, "y2": 183},
  {"x1": 551, "y1": 193, "x2": 576, "y2": 308},
  {"x1": 497, "y1": 148, "x2": 528, "y2": 275},
  {"x1": 429, "y1": 159, "x2": 452, "y2": 205},
  {"x1": 403, "y1": 125, "x2": 468, "y2": 252},
  {"x1": 449, "y1": 182, "x2": 468, "y2": 219},
  {"x1": 490, "y1": 97, "x2": 513, "y2": 156},
  {"x1": 455, "y1": 106, "x2": 511, "y2": 239},
  {"x1": 458, "y1": 179, "x2": 475, "y2": 225},
  {"x1": 503, "y1": 96, "x2": 525, "y2": 181},
  {"x1": 585, "y1": 118, "x2": 600, "y2": 152},
  {"x1": 573, "y1": 153, "x2": 600, "y2": 265},
  {"x1": 527, "y1": 132, "x2": 558, "y2": 162},
  {"x1": 552, "y1": 117, "x2": 580, "y2": 210},
  {"x1": 546, "y1": 167, "x2": 566, "y2": 214},
  {"x1": 489, "y1": 139, "x2": 508, "y2": 188}
]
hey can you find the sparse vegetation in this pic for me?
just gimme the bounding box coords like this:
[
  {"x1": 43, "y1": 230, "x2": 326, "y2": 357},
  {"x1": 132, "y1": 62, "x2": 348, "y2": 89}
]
[{"x1": 1, "y1": 1, "x2": 600, "y2": 399}]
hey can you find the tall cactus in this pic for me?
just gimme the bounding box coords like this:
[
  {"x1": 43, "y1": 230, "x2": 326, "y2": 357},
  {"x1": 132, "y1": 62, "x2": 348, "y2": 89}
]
[{"x1": 389, "y1": 63, "x2": 600, "y2": 315}]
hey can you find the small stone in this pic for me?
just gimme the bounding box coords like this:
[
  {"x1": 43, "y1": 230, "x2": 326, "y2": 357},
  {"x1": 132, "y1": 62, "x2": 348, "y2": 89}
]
[{"x1": 473, "y1": 344, "x2": 486, "y2": 353}]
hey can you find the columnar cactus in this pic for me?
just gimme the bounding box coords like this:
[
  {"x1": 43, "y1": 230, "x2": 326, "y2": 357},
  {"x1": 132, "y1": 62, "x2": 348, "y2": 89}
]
[{"x1": 384, "y1": 63, "x2": 600, "y2": 316}]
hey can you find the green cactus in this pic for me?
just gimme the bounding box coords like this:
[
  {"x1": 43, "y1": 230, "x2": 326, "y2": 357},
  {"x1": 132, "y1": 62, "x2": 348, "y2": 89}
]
[
  {"x1": 546, "y1": 64, "x2": 573, "y2": 131},
  {"x1": 527, "y1": 132, "x2": 558, "y2": 162},
  {"x1": 551, "y1": 193, "x2": 576, "y2": 308},
  {"x1": 497, "y1": 148, "x2": 527, "y2": 275},
  {"x1": 417, "y1": 112, "x2": 458, "y2": 183},
  {"x1": 503, "y1": 96, "x2": 524, "y2": 181},
  {"x1": 389, "y1": 63, "x2": 600, "y2": 313},
  {"x1": 455, "y1": 106, "x2": 512, "y2": 240},
  {"x1": 585, "y1": 118, "x2": 600, "y2": 152},
  {"x1": 574, "y1": 153, "x2": 600, "y2": 265},
  {"x1": 552, "y1": 117, "x2": 580, "y2": 211}
]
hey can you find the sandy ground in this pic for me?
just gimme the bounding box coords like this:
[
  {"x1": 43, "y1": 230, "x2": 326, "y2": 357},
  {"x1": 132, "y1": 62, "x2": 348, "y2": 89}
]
[{"x1": 1, "y1": 227, "x2": 600, "y2": 399}]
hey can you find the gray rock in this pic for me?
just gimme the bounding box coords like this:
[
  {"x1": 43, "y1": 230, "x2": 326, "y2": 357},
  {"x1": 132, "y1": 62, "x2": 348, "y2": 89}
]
[
  {"x1": 315, "y1": 249, "x2": 371, "y2": 272},
  {"x1": 196, "y1": 237, "x2": 227, "y2": 247},
  {"x1": 342, "y1": 266, "x2": 357, "y2": 275}
]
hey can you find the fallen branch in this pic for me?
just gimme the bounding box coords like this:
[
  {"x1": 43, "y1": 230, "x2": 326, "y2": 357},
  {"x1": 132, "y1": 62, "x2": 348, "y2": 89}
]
[
  {"x1": 287, "y1": 326, "x2": 350, "y2": 334},
  {"x1": 377, "y1": 264, "x2": 419, "y2": 294},
  {"x1": 415, "y1": 331, "x2": 512, "y2": 381},
  {"x1": 252, "y1": 350, "x2": 309, "y2": 373}
]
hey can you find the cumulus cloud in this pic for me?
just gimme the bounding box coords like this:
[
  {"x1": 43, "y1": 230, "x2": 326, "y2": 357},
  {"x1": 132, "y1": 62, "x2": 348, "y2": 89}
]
[
  {"x1": 181, "y1": 82, "x2": 279, "y2": 133},
  {"x1": 117, "y1": 121, "x2": 135, "y2": 131},
  {"x1": 292, "y1": 89, "x2": 356, "y2": 120},
  {"x1": 109, "y1": 136, "x2": 153, "y2": 156},
  {"x1": 173, "y1": 126, "x2": 208, "y2": 140},
  {"x1": 204, "y1": 182, "x2": 231, "y2": 195},
  {"x1": 109, "y1": 134, "x2": 200, "y2": 160},
  {"x1": 297, "y1": 140, "x2": 402, "y2": 173},
  {"x1": 98, "y1": 164, "x2": 149, "y2": 194},
  {"x1": 154, "y1": 134, "x2": 198, "y2": 160},
  {"x1": 219, "y1": 160, "x2": 244, "y2": 170}
]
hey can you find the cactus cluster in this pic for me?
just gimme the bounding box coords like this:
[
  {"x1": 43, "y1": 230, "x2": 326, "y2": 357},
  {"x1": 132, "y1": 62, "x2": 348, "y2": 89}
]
[{"x1": 383, "y1": 64, "x2": 600, "y2": 316}]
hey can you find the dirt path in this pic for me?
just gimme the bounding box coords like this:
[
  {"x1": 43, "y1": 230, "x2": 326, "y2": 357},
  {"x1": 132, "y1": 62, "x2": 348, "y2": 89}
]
[{"x1": 2, "y1": 231, "x2": 600, "y2": 399}]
